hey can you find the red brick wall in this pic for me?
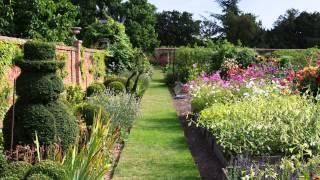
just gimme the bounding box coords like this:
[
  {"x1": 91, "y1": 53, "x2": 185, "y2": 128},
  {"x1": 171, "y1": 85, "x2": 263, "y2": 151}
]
[{"x1": 0, "y1": 36, "x2": 104, "y2": 89}]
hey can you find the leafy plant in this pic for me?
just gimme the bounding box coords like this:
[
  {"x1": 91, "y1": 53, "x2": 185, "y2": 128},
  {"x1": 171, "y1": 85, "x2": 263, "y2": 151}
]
[
  {"x1": 197, "y1": 95, "x2": 320, "y2": 156},
  {"x1": 62, "y1": 111, "x2": 119, "y2": 180},
  {"x1": 87, "y1": 90, "x2": 140, "y2": 141},
  {"x1": 64, "y1": 85, "x2": 85, "y2": 107}
]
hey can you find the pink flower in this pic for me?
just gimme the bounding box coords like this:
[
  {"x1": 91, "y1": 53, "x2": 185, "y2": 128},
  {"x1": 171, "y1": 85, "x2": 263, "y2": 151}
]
[{"x1": 192, "y1": 63, "x2": 197, "y2": 68}]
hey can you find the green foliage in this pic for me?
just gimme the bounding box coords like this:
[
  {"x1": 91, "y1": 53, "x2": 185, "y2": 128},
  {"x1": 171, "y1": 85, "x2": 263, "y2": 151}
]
[
  {"x1": 3, "y1": 101, "x2": 79, "y2": 149},
  {"x1": 211, "y1": 40, "x2": 257, "y2": 70},
  {"x1": 198, "y1": 95, "x2": 320, "y2": 156},
  {"x1": 0, "y1": 42, "x2": 20, "y2": 122},
  {"x1": 87, "y1": 90, "x2": 140, "y2": 140},
  {"x1": 175, "y1": 47, "x2": 215, "y2": 81},
  {"x1": 86, "y1": 82, "x2": 106, "y2": 97},
  {"x1": 76, "y1": 103, "x2": 109, "y2": 126},
  {"x1": 16, "y1": 73, "x2": 64, "y2": 103},
  {"x1": 83, "y1": 17, "x2": 135, "y2": 71},
  {"x1": 156, "y1": 11, "x2": 201, "y2": 46},
  {"x1": 3, "y1": 0, "x2": 79, "y2": 44},
  {"x1": 123, "y1": 0, "x2": 159, "y2": 52},
  {"x1": 267, "y1": 9, "x2": 320, "y2": 48},
  {"x1": 26, "y1": 173, "x2": 51, "y2": 180},
  {"x1": 107, "y1": 81, "x2": 126, "y2": 94},
  {"x1": 24, "y1": 41, "x2": 56, "y2": 61},
  {"x1": 104, "y1": 76, "x2": 134, "y2": 91},
  {"x1": 3, "y1": 41, "x2": 78, "y2": 150},
  {"x1": 0, "y1": 161, "x2": 32, "y2": 179},
  {"x1": 25, "y1": 160, "x2": 67, "y2": 180},
  {"x1": 62, "y1": 112, "x2": 118, "y2": 180},
  {"x1": 273, "y1": 48, "x2": 320, "y2": 69},
  {"x1": 90, "y1": 51, "x2": 107, "y2": 79},
  {"x1": 65, "y1": 85, "x2": 85, "y2": 106},
  {"x1": 15, "y1": 60, "x2": 65, "y2": 72}
]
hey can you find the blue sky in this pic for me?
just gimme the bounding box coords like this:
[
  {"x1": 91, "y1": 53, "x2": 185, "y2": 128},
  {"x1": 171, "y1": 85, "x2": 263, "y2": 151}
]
[{"x1": 148, "y1": 0, "x2": 320, "y2": 29}]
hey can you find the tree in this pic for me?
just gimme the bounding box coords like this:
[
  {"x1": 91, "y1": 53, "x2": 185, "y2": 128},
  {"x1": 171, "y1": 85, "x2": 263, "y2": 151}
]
[
  {"x1": 212, "y1": 0, "x2": 263, "y2": 47},
  {"x1": 267, "y1": 9, "x2": 320, "y2": 48},
  {"x1": 122, "y1": 0, "x2": 159, "y2": 52},
  {"x1": 156, "y1": 10, "x2": 201, "y2": 46},
  {"x1": 72, "y1": 0, "x2": 123, "y2": 28},
  {"x1": 0, "y1": 0, "x2": 79, "y2": 44},
  {"x1": 200, "y1": 17, "x2": 220, "y2": 40},
  {"x1": 83, "y1": 16, "x2": 135, "y2": 72}
]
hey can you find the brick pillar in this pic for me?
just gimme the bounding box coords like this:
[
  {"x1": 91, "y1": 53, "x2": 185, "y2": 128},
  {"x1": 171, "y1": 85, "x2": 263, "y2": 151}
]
[{"x1": 74, "y1": 40, "x2": 82, "y2": 85}]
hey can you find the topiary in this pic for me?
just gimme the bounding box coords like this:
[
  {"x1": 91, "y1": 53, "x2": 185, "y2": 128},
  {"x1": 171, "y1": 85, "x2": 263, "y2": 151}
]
[
  {"x1": 25, "y1": 160, "x2": 67, "y2": 180},
  {"x1": 26, "y1": 173, "x2": 52, "y2": 180},
  {"x1": 16, "y1": 73, "x2": 64, "y2": 103},
  {"x1": 24, "y1": 41, "x2": 56, "y2": 61},
  {"x1": 107, "y1": 81, "x2": 126, "y2": 94},
  {"x1": 0, "y1": 161, "x2": 32, "y2": 179},
  {"x1": 104, "y1": 76, "x2": 134, "y2": 91},
  {"x1": 3, "y1": 41, "x2": 79, "y2": 151},
  {"x1": 86, "y1": 82, "x2": 106, "y2": 97},
  {"x1": 76, "y1": 103, "x2": 109, "y2": 126}
]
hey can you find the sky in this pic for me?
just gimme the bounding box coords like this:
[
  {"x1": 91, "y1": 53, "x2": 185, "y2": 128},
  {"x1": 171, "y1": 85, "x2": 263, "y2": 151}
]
[{"x1": 148, "y1": 0, "x2": 320, "y2": 29}]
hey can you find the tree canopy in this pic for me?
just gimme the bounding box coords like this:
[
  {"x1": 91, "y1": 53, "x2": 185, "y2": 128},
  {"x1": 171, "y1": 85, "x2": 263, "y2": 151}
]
[{"x1": 156, "y1": 10, "x2": 201, "y2": 47}]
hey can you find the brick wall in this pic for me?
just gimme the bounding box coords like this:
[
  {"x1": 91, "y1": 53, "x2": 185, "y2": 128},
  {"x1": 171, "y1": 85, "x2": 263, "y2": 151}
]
[{"x1": 0, "y1": 36, "x2": 104, "y2": 89}]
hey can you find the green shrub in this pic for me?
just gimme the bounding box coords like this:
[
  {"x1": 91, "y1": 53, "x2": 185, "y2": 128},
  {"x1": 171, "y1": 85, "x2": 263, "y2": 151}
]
[
  {"x1": 86, "y1": 82, "x2": 106, "y2": 97},
  {"x1": 15, "y1": 60, "x2": 65, "y2": 72},
  {"x1": 198, "y1": 95, "x2": 320, "y2": 156},
  {"x1": 65, "y1": 85, "x2": 85, "y2": 106},
  {"x1": 136, "y1": 74, "x2": 151, "y2": 98},
  {"x1": 273, "y1": 48, "x2": 320, "y2": 69},
  {"x1": 0, "y1": 161, "x2": 32, "y2": 179},
  {"x1": 26, "y1": 173, "x2": 51, "y2": 180},
  {"x1": 25, "y1": 161, "x2": 67, "y2": 180},
  {"x1": 24, "y1": 41, "x2": 55, "y2": 60},
  {"x1": 165, "y1": 72, "x2": 177, "y2": 87},
  {"x1": 3, "y1": 41, "x2": 78, "y2": 151},
  {"x1": 76, "y1": 103, "x2": 109, "y2": 126},
  {"x1": 3, "y1": 101, "x2": 78, "y2": 149},
  {"x1": 104, "y1": 76, "x2": 133, "y2": 90},
  {"x1": 16, "y1": 73, "x2": 64, "y2": 103},
  {"x1": 62, "y1": 112, "x2": 115, "y2": 179},
  {"x1": 107, "y1": 81, "x2": 126, "y2": 94},
  {"x1": 87, "y1": 90, "x2": 140, "y2": 140},
  {"x1": 175, "y1": 47, "x2": 214, "y2": 82}
]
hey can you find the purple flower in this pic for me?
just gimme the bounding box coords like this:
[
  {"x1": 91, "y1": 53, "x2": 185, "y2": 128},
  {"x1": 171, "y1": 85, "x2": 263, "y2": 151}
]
[{"x1": 192, "y1": 63, "x2": 197, "y2": 68}]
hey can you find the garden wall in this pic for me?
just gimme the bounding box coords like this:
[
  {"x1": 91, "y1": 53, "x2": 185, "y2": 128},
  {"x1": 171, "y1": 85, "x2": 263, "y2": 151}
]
[{"x1": 0, "y1": 35, "x2": 104, "y2": 89}]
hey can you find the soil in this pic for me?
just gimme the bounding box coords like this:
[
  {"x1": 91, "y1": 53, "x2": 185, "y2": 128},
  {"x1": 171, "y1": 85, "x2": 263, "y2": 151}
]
[
  {"x1": 173, "y1": 95, "x2": 226, "y2": 180},
  {"x1": 105, "y1": 143, "x2": 124, "y2": 180}
]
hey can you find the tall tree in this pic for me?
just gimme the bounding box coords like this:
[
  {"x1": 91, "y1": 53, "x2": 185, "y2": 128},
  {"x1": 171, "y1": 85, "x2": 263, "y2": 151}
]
[
  {"x1": 156, "y1": 10, "x2": 201, "y2": 46},
  {"x1": 213, "y1": 0, "x2": 263, "y2": 47},
  {"x1": 122, "y1": 0, "x2": 159, "y2": 52},
  {"x1": 267, "y1": 9, "x2": 320, "y2": 48}
]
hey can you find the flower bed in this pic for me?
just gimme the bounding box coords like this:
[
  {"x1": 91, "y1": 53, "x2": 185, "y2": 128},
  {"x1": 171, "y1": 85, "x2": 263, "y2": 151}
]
[{"x1": 186, "y1": 56, "x2": 320, "y2": 178}]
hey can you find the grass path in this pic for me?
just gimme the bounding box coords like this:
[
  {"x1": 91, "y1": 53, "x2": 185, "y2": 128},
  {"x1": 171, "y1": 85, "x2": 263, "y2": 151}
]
[{"x1": 113, "y1": 69, "x2": 200, "y2": 179}]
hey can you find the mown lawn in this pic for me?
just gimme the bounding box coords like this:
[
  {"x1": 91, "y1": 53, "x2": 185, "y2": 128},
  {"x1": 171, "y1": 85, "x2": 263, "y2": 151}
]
[{"x1": 113, "y1": 69, "x2": 200, "y2": 179}]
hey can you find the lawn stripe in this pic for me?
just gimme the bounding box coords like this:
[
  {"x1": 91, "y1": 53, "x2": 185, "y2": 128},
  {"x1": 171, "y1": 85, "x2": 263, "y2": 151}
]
[{"x1": 113, "y1": 69, "x2": 200, "y2": 180}]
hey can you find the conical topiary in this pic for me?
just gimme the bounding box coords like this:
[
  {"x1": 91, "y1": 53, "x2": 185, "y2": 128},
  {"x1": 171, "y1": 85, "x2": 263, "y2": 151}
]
[{"x1": 3, "y1": 41, "x2": 79, "y2": 150}]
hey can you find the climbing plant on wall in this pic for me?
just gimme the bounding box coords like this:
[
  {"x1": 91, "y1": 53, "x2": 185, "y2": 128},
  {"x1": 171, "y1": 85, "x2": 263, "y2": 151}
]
[{"x1": 0, "y1": 42, "x2": 21, "y2": 121}]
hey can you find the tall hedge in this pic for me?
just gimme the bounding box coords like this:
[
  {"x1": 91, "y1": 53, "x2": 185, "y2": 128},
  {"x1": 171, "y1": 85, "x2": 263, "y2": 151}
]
[{"x1": 3, "y1": 41, "x2": 79, "y2": 150}]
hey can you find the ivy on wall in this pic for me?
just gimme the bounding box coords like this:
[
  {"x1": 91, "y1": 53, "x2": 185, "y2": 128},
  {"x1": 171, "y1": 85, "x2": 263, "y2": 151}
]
[
  {"x1": 56, "y1": 52, "x2": 69, "y2": 79},
  {"x1": 0, "y1": 41, "x2": 21, "y2": 121},
  {"x1": 90, "y1": 51, "x2": 108, "y2": 80}
]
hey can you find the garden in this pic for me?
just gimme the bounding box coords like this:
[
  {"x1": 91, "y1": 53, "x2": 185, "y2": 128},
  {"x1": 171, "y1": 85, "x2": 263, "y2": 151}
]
[
  {"x1": 163, "y1": 40, "x2": 320, "y2": 179},
  {"x1": 1, "y1": 0, "x2": 320, "y2": 179}
]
